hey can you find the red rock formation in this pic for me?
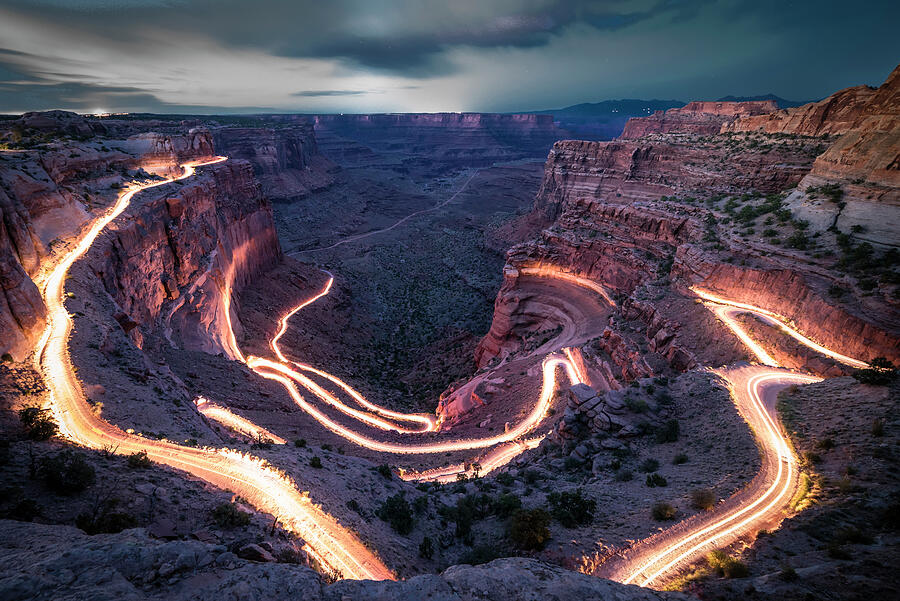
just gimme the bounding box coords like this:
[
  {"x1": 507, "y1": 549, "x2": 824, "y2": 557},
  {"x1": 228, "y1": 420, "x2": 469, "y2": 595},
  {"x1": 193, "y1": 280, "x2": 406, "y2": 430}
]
[
  {"x1": 621, "y1": 101, "x2": 777, "y2": 138},
  {"x1": 87, "y1": 160, "x2": 281, "y2": 358},
  {"x1": 212, "y1": 124, "x2": 334, "y2": 201}
]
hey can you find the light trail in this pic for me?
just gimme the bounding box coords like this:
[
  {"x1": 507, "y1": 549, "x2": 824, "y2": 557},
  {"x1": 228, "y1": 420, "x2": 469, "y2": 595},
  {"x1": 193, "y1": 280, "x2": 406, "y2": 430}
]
[
  {"x1": 608, "y1": 287, "x2": 869, "y2": 588},
  {"x1": 195, "y1": 396, "x2": 287, "y2": 444},
  {"x1": 519, "y1": 264, "x2": 615, "y2": 306},
  {"x1": 33, "y1": 156, "x2": 395, "y2": 581},
  {"x1": 692, "y1": 288, "x2": 868, "y2": 368}
]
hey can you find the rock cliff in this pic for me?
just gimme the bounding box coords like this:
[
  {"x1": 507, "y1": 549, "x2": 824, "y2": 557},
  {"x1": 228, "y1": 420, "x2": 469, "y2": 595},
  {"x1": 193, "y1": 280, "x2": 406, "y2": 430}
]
[
  {"x1": 620, "y1": 100, "x2": 778, "y2": 138},
  {"x1": 212, "y1": 123, "x2": 334, "y2": 201}
]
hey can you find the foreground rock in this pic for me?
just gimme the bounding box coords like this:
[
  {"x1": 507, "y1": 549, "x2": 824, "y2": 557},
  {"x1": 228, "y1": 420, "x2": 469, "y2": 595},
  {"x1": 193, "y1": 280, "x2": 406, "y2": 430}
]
[{"x1": 0, "y1": 520, "x2": 687, "y2": 601}]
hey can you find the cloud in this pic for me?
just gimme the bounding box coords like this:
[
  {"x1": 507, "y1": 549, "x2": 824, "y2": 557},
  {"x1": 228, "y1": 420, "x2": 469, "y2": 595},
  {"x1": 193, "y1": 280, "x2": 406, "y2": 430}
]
[{"x1": 292, "y1": 89, "x2": 368, "y2": 97}]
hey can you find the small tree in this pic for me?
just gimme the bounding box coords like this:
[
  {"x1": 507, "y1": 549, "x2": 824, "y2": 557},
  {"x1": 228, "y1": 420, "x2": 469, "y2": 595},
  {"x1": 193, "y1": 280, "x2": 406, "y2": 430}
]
[
  {"x1": 508, "y1": 508, "x2": 551, "y2": 550},
  {"x1": 18, "y1": 407, "x2": 58, "y2": 441},
  {"x1": 40, "y1": 451, "x2": 95, "y2": 495},
  {"x1": 377, "y1": 493, "x2": 414, "y2": 535},
  {"x1": 126, "y1": 450, "x2": 152, "y2": 469},
  {"x1": 418, "y1": 535, "x2": 434, "y2": 559},
  {"x1": 546, "y1": 489, "x2": 596, "y2": 527}
]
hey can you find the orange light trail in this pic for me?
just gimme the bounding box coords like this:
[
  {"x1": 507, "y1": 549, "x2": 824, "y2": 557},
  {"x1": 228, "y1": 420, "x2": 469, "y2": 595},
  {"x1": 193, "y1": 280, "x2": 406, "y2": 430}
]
[
  {"x1": 33, "y1": 156, "x2": 394, "y2": 581},
  {"x1": 195, "y1": 396, "x2": 287, "y2": 444},
  {"x1": 610, "y1": 285, "x2": 870, "y2": 588}
]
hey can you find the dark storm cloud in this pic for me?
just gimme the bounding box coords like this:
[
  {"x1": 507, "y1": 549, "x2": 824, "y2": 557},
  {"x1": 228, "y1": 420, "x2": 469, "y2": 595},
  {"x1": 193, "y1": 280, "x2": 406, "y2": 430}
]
[
  {"x1": 1, "y1": 0, "x2": 714, "y2": 76},
  {"x1": 0, "y1": 0, "x2": 897, "y2": 113}
]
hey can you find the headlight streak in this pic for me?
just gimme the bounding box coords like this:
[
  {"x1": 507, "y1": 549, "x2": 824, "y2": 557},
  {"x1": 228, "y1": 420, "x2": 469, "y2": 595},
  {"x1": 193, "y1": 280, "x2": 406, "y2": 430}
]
[
  {"x1": 612, "y1": 289, "x2": 866, "y2": 588},
  {"x1": 33, "y1": 156, "x2": 395, "y2": 582}
]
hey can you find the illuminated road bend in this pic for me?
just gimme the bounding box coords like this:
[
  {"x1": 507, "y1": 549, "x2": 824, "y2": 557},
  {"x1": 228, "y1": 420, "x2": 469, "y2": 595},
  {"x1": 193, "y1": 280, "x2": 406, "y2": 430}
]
[
  {"x1": 613, "y1": 290, "x2": 868, "y2": 588},
  {"x1": 34, "y1": 157, "x2": 395, "y2": 581}
]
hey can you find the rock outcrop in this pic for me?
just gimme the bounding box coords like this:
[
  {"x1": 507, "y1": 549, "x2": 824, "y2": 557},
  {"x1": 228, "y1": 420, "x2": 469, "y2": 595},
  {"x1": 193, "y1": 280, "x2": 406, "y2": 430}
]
[
  {"x1": 0, "y1": 519, "x2": 687, "y2": 601},
  {"x1": 620, "y1": 100, "x2": 778, "y2": 138},
  {"x1": 86, "y1": 160, "x2": 281, "y2": 358},
  {"x1": 212, "y1": 124, "x2": 334, "y2": 201}
]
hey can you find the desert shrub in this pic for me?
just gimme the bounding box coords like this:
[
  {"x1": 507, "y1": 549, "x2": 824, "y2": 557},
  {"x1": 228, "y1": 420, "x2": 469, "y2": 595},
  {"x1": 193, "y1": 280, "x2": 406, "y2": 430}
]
[
  {"x1": 377, "y1": 493, "x2": 414, "y2": 535},
  {"x1": 495, "y1": 472, "x2": 515, "y2": 486},
  {"x1": 779, "y1": 566, "x2": 799, "y2": 581},
  {"x1": 706, "y1": 550, "x2": 749, "y2": 578},
  {"x1": 460, "y1": 544, "x2": 503, "y2": 565},
  {"x1": 655, "y1": 419, "x2": 680, "y2": 443},
  {"x1": 76, "y1": 498, "x2": 137, "y2": 534},
  {"x1": 546, "y1": 489, "x2": 596, "y2": 527},
  {"x1": 673, "y1": 453, "x2": 689, "y2": 465},
  {"x1": 40, "y1": 451, "x2": 95, "y2": 495},
  {"x1": 1, "y1": 353, "x2": 13, "y2": 363},
  {"x1": 691, "y1": 488, "x2": 716, "y2": 511},
  {"x1": 376, "y1": 464, "x2": 392, "y2": 479},
  {"x1": 346, "y1": 499, "x2": 360, "y2": 512},
  {"x1": 310, "y1": 456, "x2": 322, "y2": 469},
  {"x1": 645, "y1": 474, "x2": 668, "y2": 487},
  {"x1": 652, "y1": 502, "x2": 677, "y2": 521},
  {"x1": 508, "y1": 508, "x2": 551, "y2": 550},
  {"x1": 126, "y1": 450, "x2": 152, "y2": 469},
  {"x1": 492, "y1": 493, "x2": 522, "y2": 518},
  {"x1": 872, "y1": 418, "x2": 885, "y2": 437},
  {"x1": 294, "y1": 438, "x2": 306, "y2": 448},
  {"x1": 853, "y1": 358, "x2": 897, "y2": 386},
  {"x1": 523, "y1": 469, "x2": 543, "y2": 485},
  {"x1": 211, "y1": 502, "x2": 251, "y2": 528},
  {"x1": 321, "y1": 443, "x2": 332, "y2": 451},
  {"x1": 18, "y1": 407, "x2": 58, "y2": 441},
  {"x1": 639, "y1": 458, "x2": 660, "y2": 473},
  {"x1": 418, "y1": 536, "x2": 434, "y2": 559}
]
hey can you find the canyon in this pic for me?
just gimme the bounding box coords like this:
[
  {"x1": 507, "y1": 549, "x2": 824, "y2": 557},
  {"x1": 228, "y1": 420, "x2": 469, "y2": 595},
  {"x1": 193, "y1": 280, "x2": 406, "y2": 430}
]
[{"x1": 1, "y1": 64, "x2": 898, "y2": 601}]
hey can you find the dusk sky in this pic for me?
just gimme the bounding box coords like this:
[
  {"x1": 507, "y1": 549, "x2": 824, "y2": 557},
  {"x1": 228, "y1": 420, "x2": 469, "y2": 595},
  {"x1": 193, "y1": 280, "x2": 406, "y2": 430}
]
[{"x1": 0, "y1": 0, "x2": 897, "y2": 114}]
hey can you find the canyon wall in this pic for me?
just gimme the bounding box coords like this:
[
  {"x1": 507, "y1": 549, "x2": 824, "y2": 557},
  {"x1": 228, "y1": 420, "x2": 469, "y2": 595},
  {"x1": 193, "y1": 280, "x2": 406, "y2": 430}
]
[
  {"x1": 86, "y1": 160, "x2": 281, "y2": 358},
  {"x1": 620, "y1": 100, "x2": 777, "y2": 138},
  {"x1": 0, "y1": 112, "x2": 218, "y2": 360},
  {"x1": 212, "y1": 124, "x2": 334, "y2": 201},
  {"x1": 479, "y1": 75, "x2": 900, "y2": 373},
  {"x1": 312, "y1": 112, "x2": 569, "y2": 169}
]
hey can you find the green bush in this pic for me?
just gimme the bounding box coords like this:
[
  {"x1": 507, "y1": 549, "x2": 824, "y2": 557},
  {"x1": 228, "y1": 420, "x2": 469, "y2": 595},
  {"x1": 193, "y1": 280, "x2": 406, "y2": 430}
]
[
  {"x1": 652, "y1": 502, "x2": 677, "y2": 521},
  {"x1": 706, "y1": 550, "x2": 749, "y2": 578},
  {"x1": 126, "y1": 450, "x2": 152, "y2": 469},
  {"x1": 40, "y1": 451, "x2": 95, "y2": 495},
  {"x1": 211, "y1": 502, "x2": 251, "y2": 528},
  {"x1": 310, "y1": 456, "x2": 322, "y2": 469},
  {"x1": 376, "y1": 464, "x2": 392, "y2": 479},
  {"x1": 492, "y1": 493, "x2": 522, "y2": 518},
  {"x1": 655, "y1": 419, "x2": 680, "y2": 443},
  {"x1": 645, "y1": 474, "x2": 668, "y2": 487},
  {"x1": 294, "y1": 438, "x2": 307, "y2": 448},
  {"x1": 18, "y1": 407, "x2": 58, "y2": 441},
  {"x1": 853, "y1": 358, "x2": 896, "y2": 386},
  {"x1": 508, "y1": 508, "x2": 551, "y2": 550},
  {"x1": 691, "y1": 488, "x2": 716, "y2": 511},
  {"x1": 673, "y1": 453, "x2": 689, "y2": 465},
  {"x1": 546, "y1": 489, "x2": 596, "y2": 527},
  {"x1": 639, "y1": 458, "x2": 660, "y2": 473},
  {"x1": 377, "y1": 493, "x2": 414, "y2": 535}
]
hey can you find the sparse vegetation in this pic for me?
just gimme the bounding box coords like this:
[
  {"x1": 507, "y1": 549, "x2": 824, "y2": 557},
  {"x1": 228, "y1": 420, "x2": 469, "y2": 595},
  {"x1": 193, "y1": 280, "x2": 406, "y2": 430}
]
[
  {"x1": 706, "y1": 549, "x2": 749, "y2": 578},
  {"x1": 691, "y1": 488, "x2": 716, "y2": 511},
  {"x1": 309, "y1": 456, "x2": 322, "y2": 469},
  {"x1": 18, "y1": 406, "x2": 58, "y2": 441},
  {"x1": 126, "y1": 450, "x2": 152, "y2": 469},
  {"x1": 508, "y1": 508, "x2": 551, "y2": 550},
  {"x1": 377, "y1": 493, "x2": 414, "y2": 535},
  {"x1": 645, "y1": 473, "x2": 668, "y2": 487},
  {"x1": 40, "y1": 451, "x2": 95, "y2": 495},
  {"x1": 211, "y1": 502, "x2": 251, "y2": 528},
  {"x1": 418, "y1": 535, "x2": 434, "y2": 559},
  {"x1": 652, "y1": 502, "x2": 677, "y2": 521},
  {"x1": 546, "y1": 488, "x2": 596, "y2": 527},
  {"x1": 853, "y1": 357, "x2": 897, "y2": 386},
  {"x1": 376, "y1": 464, "x2": 393, "y2": 479}
]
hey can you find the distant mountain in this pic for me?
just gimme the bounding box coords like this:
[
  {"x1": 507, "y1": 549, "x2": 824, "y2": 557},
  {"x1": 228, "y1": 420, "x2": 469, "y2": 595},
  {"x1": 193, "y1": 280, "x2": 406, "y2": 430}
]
[
  {"x1": 715, "y1": 94, "x2": 814, "y2": 108},
  {"x1": 528, "y1": 99, "x2": 685, "y2": 140}
]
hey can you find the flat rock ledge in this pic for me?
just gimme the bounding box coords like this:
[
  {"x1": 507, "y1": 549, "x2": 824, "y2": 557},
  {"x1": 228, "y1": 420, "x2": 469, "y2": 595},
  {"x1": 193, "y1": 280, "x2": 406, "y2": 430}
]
[{"x1": 0, "y1": 520, "x2": 689, "y2": 601}]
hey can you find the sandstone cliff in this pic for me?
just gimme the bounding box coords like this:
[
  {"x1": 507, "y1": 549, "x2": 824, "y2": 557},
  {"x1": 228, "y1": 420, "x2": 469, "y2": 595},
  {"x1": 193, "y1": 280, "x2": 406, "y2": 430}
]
[
  {"x1": 620, "y1": 100, "x2": 777, "y2": 138},
  {"x1": 212, "y1": 124, "x2": 334, "y2": 201},
  {"x1": 86, "y1": 160, "x2": 281, "y2": 358}
]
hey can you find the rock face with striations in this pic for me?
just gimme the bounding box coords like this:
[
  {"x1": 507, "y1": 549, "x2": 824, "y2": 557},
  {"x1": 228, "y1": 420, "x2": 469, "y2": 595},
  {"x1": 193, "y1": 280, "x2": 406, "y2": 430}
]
[
  {"x1": 84, "y1": 160, "x2": 281, "y2": 358},
  {"x1": 212, "y1": 123, "x2": 334, "y2": 201},
  {"x1": 620, "y1": 100, "x2": 778, "y2": 138},
  {"x1": 0, "y1": 114, "x2": 217, "y2": 360}
]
